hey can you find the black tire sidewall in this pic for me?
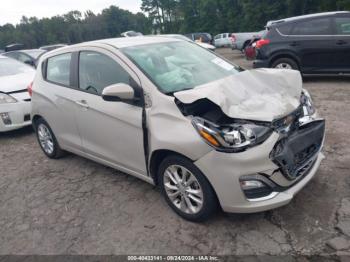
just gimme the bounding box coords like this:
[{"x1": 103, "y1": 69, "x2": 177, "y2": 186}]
[{"x1": 158, "y1": 155, "x2": 218, "y2": 222}]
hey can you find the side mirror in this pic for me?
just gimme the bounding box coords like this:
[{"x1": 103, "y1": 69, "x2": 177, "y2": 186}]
[{"x1": 102, "y1": 83, "x2": 135, "y2": 102}]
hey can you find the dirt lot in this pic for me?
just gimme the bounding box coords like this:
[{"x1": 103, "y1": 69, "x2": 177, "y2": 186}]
[{"x1": 1, "y1": 48, "x2": 350, "y2": 257}]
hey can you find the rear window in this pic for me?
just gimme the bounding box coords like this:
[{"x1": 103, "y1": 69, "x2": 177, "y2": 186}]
[
  {"x1": 46, "y1": 53, "x2": 72, "y2": 86},
  {"x1": 291, "y1": 18, "x2": 332, "y2": 35},
  {"x1": 335, "y1": 17, "x2": 350, "y2": 35},
  {"x1": 0, "y1": 57, "x2": 33, "y2": 76}
]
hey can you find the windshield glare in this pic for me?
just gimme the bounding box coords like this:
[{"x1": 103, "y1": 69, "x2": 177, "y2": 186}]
[
  {"x1": 122, "y1": 41, "x2": 241, "y2": 94},
  {"x1": 0, "y1": 57, "x2": 33, "y2": 77}
]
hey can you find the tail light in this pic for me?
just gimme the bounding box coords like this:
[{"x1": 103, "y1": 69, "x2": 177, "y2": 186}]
[
  {"x1": 231, "y1": 34, "x2": 236, "y2": 43},
  {"x1": 256, "y1": 39, "x2": 270, "y2": 49},
  {"x1": 27, "y1": 81, "x2": 33, "y2": 97}
]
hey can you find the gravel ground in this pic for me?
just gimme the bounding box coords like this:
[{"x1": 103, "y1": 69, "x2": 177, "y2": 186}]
[{"x1": 0, "y1": 48, "x2": 350, "y2": 256}]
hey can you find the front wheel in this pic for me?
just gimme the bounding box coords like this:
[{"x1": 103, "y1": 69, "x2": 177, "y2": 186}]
[
  {"x1": 158, "y1": 155, "x2": 218, "y2": 222},
  {"x1": 271, "y1": 58, "x2": 299, "y2": 70}
]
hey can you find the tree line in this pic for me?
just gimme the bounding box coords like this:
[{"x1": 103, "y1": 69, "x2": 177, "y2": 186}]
[
  {"x1": 1, "y1": 0, "x2": 350, "y2": 49},
  {"x1": 142, "y1": 0, "x2": 350, "y2": 34}
]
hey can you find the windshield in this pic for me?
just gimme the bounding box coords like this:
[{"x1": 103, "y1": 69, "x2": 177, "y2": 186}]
[
  {"x1": 122, "y1": 41, "x2": 241, "y2": 94},
  {"x1": 0, "y1": 57, "x2": 33, "y2": 76}
]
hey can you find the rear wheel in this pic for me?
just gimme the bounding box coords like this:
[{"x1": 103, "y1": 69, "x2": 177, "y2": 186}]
[
  {"x1": 271, "y1": 58, "x2": 298, "y2": 70},
  {"x1": 158, "y1": 155, "x2": 218, "y2": 222},
  {"x1": 34, "y1": 118, "x2": 65, "y2": 159}
]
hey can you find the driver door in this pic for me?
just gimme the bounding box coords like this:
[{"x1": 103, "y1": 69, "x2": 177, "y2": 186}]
[{"x1": 74, "y1": 48, "x2": 147, "y2": 175}]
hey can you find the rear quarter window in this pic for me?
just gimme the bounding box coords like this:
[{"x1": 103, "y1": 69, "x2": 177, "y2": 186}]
[{"x1": 46, "y1": 53, "x2": 72, "y2": 86}]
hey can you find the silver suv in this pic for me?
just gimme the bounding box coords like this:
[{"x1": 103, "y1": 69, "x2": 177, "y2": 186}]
[{"x1": 30, "y1": 36, "x2": 325, "y2": 221}]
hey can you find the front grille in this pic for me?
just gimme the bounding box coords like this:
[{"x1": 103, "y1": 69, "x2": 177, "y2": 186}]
[{"x1": 270, "y1": 120, "x2": 325, "y2": 180}]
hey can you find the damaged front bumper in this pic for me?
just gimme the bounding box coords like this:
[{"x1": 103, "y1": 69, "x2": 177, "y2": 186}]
[{"x1": 194, "y1": 118, "x2": 325, "y2": 214}]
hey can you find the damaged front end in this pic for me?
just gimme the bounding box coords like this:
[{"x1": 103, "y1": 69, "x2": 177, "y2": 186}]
[{"x1": 176, "y1": 89, "x2": 325, "y2": 200}]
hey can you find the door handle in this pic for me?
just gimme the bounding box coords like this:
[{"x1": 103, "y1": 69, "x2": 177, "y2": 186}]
[
  {"x1": 75, "y1": 100, "x2": 89, "y2": 109},
  {"x1": 290, "y1": 41, "x2": 299, "y2": 47},
  {"x1": 336, "y1": 40, "x2": 347, "y2": 45}
]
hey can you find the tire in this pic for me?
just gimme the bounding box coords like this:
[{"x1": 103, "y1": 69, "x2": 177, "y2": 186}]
[
  {"x1": 158, "y1": 155, "x2": 218, "y2": 222},
  {"x1": 271, "y1": 57, "x2": 299, "y2": 70},
  {"x1": 34, "y1": 118, "x2": 65, "y2": 159}
]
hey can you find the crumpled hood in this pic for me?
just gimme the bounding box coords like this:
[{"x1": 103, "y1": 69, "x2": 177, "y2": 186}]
[
  {"x1": 0, "y1": 72, "x2": 35, "y2": 93},
  {"x1": 174, "y1": 68, "x2": 303, "y2": 122}
]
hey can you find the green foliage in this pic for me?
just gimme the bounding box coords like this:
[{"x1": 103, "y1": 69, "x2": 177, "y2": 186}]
[
  {"x1": 143, "y1": 0, "x2": 350, "y2": 35},
  {"x1": 0, "y1": 0, "x2": 349, "y2": 48},
  {"x1": 0, "y1": 6, "x2": 150, "y2": 48}
]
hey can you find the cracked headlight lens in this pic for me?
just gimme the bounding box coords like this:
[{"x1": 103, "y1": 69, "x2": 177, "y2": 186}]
[
  {"x1": 192, "y1": 117, "x2": 272, "y2": 153},
  {"x1": 0, "y1": 93, "x2": 17, "y2": 104},
  {"x1": 301, "y1": 89, "x2": 315, "y2": 116}
]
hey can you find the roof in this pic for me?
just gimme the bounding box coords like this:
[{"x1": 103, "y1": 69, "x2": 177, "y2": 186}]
[
  {"x1": 39, "y1": 36, "x2": 184, "y2": 59},
  {"x1": 269, "y1": 11, "x2": 350, "y2": 26},
  {"x1": 92, "y1": 36, "x2": 180, "y2": 48}
]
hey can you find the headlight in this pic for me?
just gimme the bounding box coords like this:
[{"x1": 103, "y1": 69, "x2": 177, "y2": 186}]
[
  {"x1": 0, "y1": 93, "x2": 17, "y2": 104},
  {"x1": 300, "y1": 89, "x2": 315, "y2": 116},
  {"x1": 192, "y1": 117, "x2": 272, "y2": 153}
]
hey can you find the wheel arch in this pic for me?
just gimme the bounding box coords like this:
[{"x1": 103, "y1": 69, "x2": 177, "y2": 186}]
[
  {"x1": 149, "y1": 149, "x2": 221, "y2": 209},
  {"x1": 31, "y1": 114, "x2": 44, "y2": 130},
  {"x1": 269, "y1": 52, "x2": 300, "y2": 69},
  {"x1": 149, "y1": 149, "x2": 195, "y2": 185}
]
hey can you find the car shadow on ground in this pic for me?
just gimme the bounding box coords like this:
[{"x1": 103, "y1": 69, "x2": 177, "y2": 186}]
[{"x1": 0, "y1": 126, "x2": 34, "y2": 139}]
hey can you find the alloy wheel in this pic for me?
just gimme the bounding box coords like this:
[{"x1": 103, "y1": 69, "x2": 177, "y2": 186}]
[
  {"x1": 37, "y1": 124, "x2": 54, "y2": 155},
  {"x1": 163, "y1": 165, "x2": 204, "y2": 214},
  {"x1": 275, "y1": 63, "x2": 293, "y2": 69}
]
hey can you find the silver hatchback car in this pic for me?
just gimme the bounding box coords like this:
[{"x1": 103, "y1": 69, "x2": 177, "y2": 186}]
[{"x1": 31, "y1": 37, "x2": 325, "y2": 221}]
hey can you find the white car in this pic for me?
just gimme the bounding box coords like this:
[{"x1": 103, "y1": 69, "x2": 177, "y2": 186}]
[
  {"x1": 30, "y1": 37, "x2": 325, "y2": 221},
  {"x1": 0, "y1": 56, "x2": 34, "y2": 132},
  {"x1": 121, "y1": 31, "x2": 143, "y2": 37},
  {"x1": 214, "y1": 33, "x2": 232, "y2": 48}
]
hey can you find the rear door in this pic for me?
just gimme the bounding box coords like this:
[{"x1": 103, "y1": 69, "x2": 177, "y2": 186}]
[
  {"x1": 223, "y1": 33, "x2": 231, "y2": 46},
  {"x1": 289, "y1": 17, "x2": 334, "y2": 73},
  {"x1": 73, "y1": 48, "x2": 147, "y2": 175},
  {"x1": 332, "y1": 14, "x2": 350, "y2": 72},
  {"x1": 43, "y1": 52, "x2": 83, "y2": 152}
]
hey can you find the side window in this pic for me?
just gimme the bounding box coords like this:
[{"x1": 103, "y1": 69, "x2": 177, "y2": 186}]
[
  {"x1": 291, "y1": 18, "x2": 332, "y2": 35},
  {"x1": 335, "y1": 17, "x2": 350, "y2": 35},
  {"x1": 277, "y1": 23, "x2": 292, "y2": 35},
  {"x1": 46, "y1": 53, "x2": 72, "y2": 86},
  {"x1": 79, "y1": 51, "x2": 130, "y2": 95}
]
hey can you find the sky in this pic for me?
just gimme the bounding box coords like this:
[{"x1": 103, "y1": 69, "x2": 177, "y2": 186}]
[{"x1": 0, "y1": 0, "x2": 142, "y2": 25}]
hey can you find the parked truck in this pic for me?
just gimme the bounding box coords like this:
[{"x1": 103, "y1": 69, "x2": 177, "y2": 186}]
[{"x1": 231, "y1": 30, "x2": 265, "y2": 51}]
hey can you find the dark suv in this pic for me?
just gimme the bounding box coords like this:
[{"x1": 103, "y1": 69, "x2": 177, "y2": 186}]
[{"x1": 253, "y1": 11, "x2": 350, "y2": 74}]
